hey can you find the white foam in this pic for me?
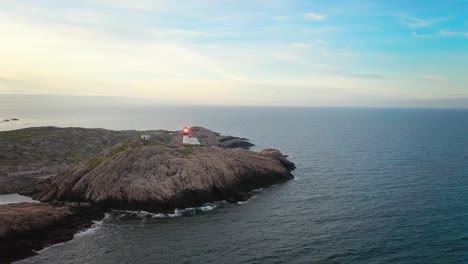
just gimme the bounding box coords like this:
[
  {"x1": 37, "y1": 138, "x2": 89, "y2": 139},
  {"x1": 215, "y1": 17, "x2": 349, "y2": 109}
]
[
  {"x1": 73, "y1": 213, "x2": 109, "y2": 238},
  {"x1": 200, "y1": 204, "x2": 215, "y2": 211},
  {"x1": 113, "y1": 201, "x2": 224, "y2": 218}
]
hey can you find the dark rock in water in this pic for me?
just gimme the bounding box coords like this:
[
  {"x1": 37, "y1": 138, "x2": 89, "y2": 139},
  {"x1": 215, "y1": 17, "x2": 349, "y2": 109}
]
[
  {"x1": 219, "y1": 138, "x2": 255, "y2": 149},
  {"x1": 36, "y1": 145, "x2": 295, "y2": 213},
  {"x1": 0, "y1": 202, "x2": 103, "y2": 264},
  {"x1": 232, "y1": 192, "x2": 252, "y2": 202},
  {"x1": 225, "y1": 192, "x2": 251, "y2": 204},
  {"x1": 11, "y1": 118, "x2": 19, "y2": 121}
]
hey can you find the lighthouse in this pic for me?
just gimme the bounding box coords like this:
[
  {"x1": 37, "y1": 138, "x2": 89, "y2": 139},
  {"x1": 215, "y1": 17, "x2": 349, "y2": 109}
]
[{"x1": 182, "y1": 126, "x2": 190, "y2": 144}]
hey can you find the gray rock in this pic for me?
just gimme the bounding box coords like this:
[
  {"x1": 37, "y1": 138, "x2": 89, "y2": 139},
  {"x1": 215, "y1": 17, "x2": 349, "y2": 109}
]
[
  {"x1": 36, "y1": 145, "x2": 294, "y2": 212},
  {"x1": 0, "y1": 202, "x2": 103, "y2": 263}
]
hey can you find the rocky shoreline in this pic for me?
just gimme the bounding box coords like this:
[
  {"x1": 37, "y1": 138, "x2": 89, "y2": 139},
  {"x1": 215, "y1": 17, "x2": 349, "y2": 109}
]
[
  {"x1": 0, "y1": 126, "x2": 295, "y2": 263},
  {"x1": 0, "y1": 202, "x2": 103, "y2": 264}
]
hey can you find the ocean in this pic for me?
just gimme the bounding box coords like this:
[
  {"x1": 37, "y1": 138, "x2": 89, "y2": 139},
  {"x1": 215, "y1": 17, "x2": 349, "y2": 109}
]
[{"x1": 1, "y1": 96, "x2": 467, "y2": 263}]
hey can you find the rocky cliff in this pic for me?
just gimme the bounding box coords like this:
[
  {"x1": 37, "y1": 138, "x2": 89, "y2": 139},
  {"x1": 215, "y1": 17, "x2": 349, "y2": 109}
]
[{"x1": 36, "y1": 145, "x2": 294, "y2": 212}]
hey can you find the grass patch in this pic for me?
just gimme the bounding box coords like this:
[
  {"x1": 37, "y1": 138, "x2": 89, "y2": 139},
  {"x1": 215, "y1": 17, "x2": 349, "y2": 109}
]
[
  {"x1": 108, "y1": 139, "x2": 145, "y2": 156},
  {"x1": 88, "y1": 157, "x2": 110, "y2": 168}
]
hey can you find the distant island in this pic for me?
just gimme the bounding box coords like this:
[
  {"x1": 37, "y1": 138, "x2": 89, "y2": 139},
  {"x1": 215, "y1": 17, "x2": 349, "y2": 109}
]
[
  {"x1": 0, "y1": 118, "x2": 19, "y2": 123},
  {"x1": 0, "y1": 126, "x2": 295, "y2": 263}
]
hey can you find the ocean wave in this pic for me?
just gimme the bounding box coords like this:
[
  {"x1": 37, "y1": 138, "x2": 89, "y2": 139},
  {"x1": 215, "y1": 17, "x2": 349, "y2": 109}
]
[
  {"x1": 112, "y1": 201, "x2": 225, "y2": 218},
  {"x1": 73, "y1": 213, "x2": 110, "y2": 238}
]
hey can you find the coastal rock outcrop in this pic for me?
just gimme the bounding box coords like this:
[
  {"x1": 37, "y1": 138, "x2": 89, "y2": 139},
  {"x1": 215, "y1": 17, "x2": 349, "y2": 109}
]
[
  {"x1": 0, "y1": 126, "x2": 253, "y2": 195},
  {"x1": 0, "y1": 202, "x2": 103, "y2": 263},
  {"x1": 36, "y1": 145, "x2": 294, "y2": 212}
]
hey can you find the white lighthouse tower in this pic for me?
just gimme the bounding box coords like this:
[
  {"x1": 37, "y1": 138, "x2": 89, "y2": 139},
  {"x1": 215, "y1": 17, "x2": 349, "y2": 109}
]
[{"x1": 182, "y1": 126, "x2": 190, "y2": 144}]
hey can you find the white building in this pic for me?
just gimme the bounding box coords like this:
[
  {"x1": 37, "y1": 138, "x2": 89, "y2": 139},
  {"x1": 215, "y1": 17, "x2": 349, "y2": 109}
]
[
  {"x1": 141, "y1": 135, "x2": 151, "y2": 141},
  {"x1": 188, "y1": 137, "x2": 200, "y2": 145}
]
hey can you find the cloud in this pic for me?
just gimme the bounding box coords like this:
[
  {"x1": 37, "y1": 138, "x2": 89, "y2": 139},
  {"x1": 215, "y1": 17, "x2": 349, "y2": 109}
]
[
  {"x1": 347, "y1": 73, "x2": 386, "y2": 79},
  {"x1": 439, "y1": 30, "x2": 468, "y2": 38},
  {"x1": 401, "y1": 16, "x2": 431, "y2": 28},
  {"x1": 395, "y1": 14, "x2": 456, "y2": 39},
  {"x1": 304, "y1": 12, "x2": 326, "y2": 21},
  {"x1": 290, "y1": 42, "x2": 311, "y2": 48},
  {"x1": 412, "y1": 32, "x2": 436, "y2": 39},
  {"x1": 421, "y1": 74, "x2": 447, "y2": 81},
  {"x1": 90, "y1": 0, "x2": 168, "y2": 10},
  {"x1": 397, "y1": 14, "x2": 450, "y2": 29},
  {"x1": 313, "y1": 67, "x2": 386, "y2": 80}
]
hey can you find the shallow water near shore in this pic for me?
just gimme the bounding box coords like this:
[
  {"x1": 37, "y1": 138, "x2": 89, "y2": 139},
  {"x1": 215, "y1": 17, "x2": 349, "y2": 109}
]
[
  {"x1": 0, "y1": 194, "x2": 38, "y2": 205},
  {"x1": 3, "y1": 100, "x2": 467, "y2": 263}
]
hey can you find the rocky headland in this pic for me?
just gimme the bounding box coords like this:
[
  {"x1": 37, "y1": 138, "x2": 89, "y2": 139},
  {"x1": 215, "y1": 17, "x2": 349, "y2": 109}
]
[
  {"x1": 36, "y1": 146, "x2": 294, "y2": 212},
  {"x1": 0, "y1": 126, "x2": 294, "y2": 263}
]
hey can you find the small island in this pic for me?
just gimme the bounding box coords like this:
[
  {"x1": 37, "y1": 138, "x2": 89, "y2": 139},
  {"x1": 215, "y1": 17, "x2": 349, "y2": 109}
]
[
  {"x1": 0, "y1": 126, "x2": 295, "y2": 263},
  {"x1": 0, "y1": 118, "x2": 19, "y2": 123}
]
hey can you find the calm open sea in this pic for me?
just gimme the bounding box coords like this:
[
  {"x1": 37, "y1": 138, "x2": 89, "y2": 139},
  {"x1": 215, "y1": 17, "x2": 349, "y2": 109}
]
[{"x1": 2, "y1": 96, "x2": 467, "y2": 263}]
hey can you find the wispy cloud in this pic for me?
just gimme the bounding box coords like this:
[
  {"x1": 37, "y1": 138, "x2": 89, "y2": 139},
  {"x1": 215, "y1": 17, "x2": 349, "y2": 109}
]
[
  {"x1": 306, "y1": 65, "x2": 386, "y2": 80},
  {"x1": 91, "y1": 0, "x2": 168, "y2": 10},
  {"x1": 400, "y1": 16, "x2": 431, "y2": 28},
  {"x1": 304, "y1": 12, "x2": 326, "y2": 21},
  {"x1": 396, "y1": 14, "x2": 450, "y2": 29},
  {"x1": 439, "y1": 30, "x2": 468, "y2": 38},
  {"x1": 326, "y1": 70, "x2": 387, "y2": 80},
  {"x1": 421, "y1": 74, "x2": 447, "y2": 81},
  {"x1": 412, "y1": 32, "x2": 436, "y2": 39},
  {"x1": 290, "y1": 42, "x2": 311, "y2": 48}
]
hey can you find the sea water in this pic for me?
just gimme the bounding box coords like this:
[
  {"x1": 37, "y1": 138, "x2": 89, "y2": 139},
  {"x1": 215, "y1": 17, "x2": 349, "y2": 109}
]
[
  {"x1": 0, "y1": 194, "x2": 38, "y2": 205},
  {"x1": 1, "y1": 96, "x2": 467, "y2": 263}
]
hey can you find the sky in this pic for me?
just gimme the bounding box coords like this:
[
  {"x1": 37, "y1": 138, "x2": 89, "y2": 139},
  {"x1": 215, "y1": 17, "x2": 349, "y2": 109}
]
[{"x1": 0, "y1": 0, "x2": 467, "y2": 106}]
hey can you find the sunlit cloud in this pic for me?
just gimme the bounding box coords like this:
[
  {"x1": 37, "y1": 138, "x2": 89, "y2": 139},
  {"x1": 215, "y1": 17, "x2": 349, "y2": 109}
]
[{"x1": 304, "y1": 12, "x2": 326, "y2": 21}]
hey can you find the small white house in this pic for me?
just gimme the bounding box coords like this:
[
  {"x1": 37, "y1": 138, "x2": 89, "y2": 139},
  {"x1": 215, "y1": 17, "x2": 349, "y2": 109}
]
[
  {"x1": 188, "y1": 137, "x2": 201, "y2": 145},
  {"x1": 141, "y1": 134, "x2": 151, "y2": 141}
]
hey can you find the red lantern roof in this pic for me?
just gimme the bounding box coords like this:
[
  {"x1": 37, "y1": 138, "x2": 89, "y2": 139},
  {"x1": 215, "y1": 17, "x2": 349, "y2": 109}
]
[{"x1": 182, "y1": 126, "x2": 189, "y2": 136}]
